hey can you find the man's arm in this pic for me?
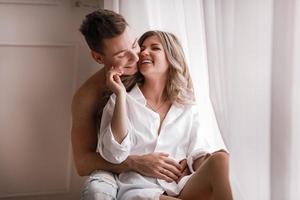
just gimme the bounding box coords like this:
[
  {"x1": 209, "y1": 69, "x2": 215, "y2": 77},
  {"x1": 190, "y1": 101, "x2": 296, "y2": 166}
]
[{"x1": 71, "y1": 86, "x2": 132, "y2": 176}]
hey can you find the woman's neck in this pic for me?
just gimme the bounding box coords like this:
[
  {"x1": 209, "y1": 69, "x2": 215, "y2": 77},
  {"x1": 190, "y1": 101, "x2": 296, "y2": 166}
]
[{"x1": 141, "y1": 78, "x2": 166, "y2": 104}]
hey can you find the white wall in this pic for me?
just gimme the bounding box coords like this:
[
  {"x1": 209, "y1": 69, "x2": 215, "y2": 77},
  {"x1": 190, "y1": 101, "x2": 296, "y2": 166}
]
[
  {"x1": 71, "y1": 0, "x2": 105, "y2": 88},
  {"x1": 0, "y1": 1, "x2": 103, "y2": 199}
]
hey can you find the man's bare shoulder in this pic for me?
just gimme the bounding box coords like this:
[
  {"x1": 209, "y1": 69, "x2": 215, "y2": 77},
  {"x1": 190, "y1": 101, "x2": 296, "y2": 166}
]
[{"x1": 72, "y1": 68, "x2": 106, "y2": 115}]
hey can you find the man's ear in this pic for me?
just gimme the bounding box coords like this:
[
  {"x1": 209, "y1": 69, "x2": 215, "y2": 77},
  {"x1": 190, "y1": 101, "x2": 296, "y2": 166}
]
[{"x1": 91, "y1": 51, "x2": 104, "y2": 64}]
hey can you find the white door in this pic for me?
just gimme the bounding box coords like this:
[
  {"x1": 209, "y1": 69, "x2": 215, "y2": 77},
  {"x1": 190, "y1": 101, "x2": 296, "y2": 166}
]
[{"x1": 0, "y1": 1, "x2": 102, "y2": 199}]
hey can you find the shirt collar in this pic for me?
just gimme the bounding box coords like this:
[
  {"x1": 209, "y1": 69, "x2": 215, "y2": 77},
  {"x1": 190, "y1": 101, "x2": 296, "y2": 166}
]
[{"x1": 128, "y1": 84, "x2": 189, "y2": 125}]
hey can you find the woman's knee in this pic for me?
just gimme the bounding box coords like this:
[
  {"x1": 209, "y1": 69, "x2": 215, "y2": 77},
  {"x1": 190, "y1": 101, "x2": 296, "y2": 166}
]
[{"x1": 208, "y1": 151, "x2": 229, "y2": 168}]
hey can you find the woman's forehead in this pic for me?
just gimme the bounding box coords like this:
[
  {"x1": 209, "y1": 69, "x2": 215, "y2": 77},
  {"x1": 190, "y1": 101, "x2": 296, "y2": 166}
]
[{"x1": 141, "y1": 35, "x2": 161, "y2": 45}]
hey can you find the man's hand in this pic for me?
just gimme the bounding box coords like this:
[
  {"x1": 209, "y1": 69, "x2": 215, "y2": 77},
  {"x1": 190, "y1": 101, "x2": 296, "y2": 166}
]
[
  {"x1": 106, "y1": 66, "x2": 126, "y2": 96},
  {"x1": 128, "y1": 153, "x2": 183, "y2": 182}
]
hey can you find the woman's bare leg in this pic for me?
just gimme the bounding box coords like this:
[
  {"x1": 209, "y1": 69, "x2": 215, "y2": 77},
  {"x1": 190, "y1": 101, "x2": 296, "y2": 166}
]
[{"x1": 178, "y1": 151, "x2": 233, "y2": 200}]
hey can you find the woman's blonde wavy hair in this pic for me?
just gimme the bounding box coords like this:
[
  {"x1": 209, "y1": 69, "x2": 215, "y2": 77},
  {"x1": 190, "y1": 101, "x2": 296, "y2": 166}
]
[{"x1": 138, "y1": 30, "x2": 196, "y2": 105}]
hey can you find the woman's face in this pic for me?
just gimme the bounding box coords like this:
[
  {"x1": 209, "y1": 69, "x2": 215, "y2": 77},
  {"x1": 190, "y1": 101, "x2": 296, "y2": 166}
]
[{"x1": 138, "y1": 35, "x2": 169, "y2": 77}]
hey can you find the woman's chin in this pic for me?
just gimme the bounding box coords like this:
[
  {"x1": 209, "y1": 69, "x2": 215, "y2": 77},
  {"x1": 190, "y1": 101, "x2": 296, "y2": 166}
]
[{"x1": 138, "y1": 66, "x2": 149, "y2": 75}]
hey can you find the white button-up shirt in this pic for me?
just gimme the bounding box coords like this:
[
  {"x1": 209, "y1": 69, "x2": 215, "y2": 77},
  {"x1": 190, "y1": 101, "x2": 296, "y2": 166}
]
[{"x1": 97, "y1": 84, "x2": 227, "y2": 199}]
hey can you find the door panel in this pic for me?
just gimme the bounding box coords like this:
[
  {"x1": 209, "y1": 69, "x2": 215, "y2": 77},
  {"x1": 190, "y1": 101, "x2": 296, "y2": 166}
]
[
  {"x1": 0, "y1": 45, "x2": 75, "y2": 198},
  {"x1": 0, "y1": 0, "x2": 100, "y2": 199}
]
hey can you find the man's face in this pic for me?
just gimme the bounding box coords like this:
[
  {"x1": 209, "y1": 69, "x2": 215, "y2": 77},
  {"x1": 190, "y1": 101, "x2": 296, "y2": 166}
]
[{"x1": 98, "y1": 27, "x2": 140, "y2": 75}]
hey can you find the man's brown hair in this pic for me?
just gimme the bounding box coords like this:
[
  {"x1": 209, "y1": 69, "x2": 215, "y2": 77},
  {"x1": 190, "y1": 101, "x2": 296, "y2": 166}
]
[{"x1": 79, "y1": 9, "x2": 128, "y2": 53}]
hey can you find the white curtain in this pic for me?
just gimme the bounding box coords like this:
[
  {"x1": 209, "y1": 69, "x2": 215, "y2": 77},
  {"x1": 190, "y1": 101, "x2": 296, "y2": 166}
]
[
  {"x1": 290, "y1": 3, "x2": 300, "y2": 199},
  {"x1": 276, "y1": 0, "x2": 300, "y2": 199},
  {"x1": 203, "y1": 0, "x2": 300, "y2": 200},
  {"x1": 290, "y1": 7, "x2": 300, "y2": 196},
  {"x1": 205, "y1": 0, "x2": 272, "y2": 199},
  {"x1": 202, "y1": 0, "x2": 243, "y2": 199}
]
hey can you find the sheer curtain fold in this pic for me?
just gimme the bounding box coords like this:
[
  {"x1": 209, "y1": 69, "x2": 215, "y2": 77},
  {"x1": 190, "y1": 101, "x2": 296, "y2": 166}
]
[
  {"x1": 203, "y1": 1, "x2": 243, "y2": 199},
  {"x1": 290, "y1": 1, "x2": 300, "y2": 198},
  {"x1": 203, "y1": 0, "x2": 232, "y2": 146}
]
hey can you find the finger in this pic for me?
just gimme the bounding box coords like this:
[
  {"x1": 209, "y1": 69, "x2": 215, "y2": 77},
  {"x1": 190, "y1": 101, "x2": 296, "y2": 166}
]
[
  {"x1": 108, "y1": 69, "x2": 121, "y2": 80},
  {"x1": 163, "y1": 157, "x2": 182, "y2": 170},
  {"x1": 116, "y1": 78, "x2": 123, "y2": 85},
  {"x1": 113, "y1": 75, "x2": 122, "y2": 83},
  {"x1": 181, "y1": 166, "x2": 190, "y2": 176},
  {"x1": 158, "y1": 152, "x2": 169, "y2": 157},
  {"x1": 156, "y1": 172, "x2": 173, "y2": 183},
  {"x1": 179, "y1": 159, "x2": 187, "y2": 165},
  {"x1": 162, "y1": 163, "x2": 182, "y2": 177},
  {"x1": 116, "y1": 67, "x2": 124, "y2": 75},
  {"x1": 179, "y1": 159, "x2": 188, "y2": 172},
  {"x1": 160, "y1": 168, "x2": 179, "y2": 182},
  {"x1": 113, "y1": 75, "x2": 118, "y2": 82},
  {"x1": 116, "y1": 72, "x2": 123, "y2": 77},
  {"x1": 106, "y1": 70, "x2": 116, "y2": 80},
  {"x1": 176, "y1": 166, "x2": 190, "y2": 184},
  {"x1": 108, "y1": 67, "x2": 121, "y2": 75}
]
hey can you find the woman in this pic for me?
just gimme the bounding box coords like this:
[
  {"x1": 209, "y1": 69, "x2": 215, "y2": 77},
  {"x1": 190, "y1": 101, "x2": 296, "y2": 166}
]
[{"x1": 98, "y1": 30, "x2": 233, "y2": 200}]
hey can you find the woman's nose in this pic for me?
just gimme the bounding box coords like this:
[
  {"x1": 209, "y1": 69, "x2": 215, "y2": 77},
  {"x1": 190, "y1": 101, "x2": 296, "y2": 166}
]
[{"x1": 139, "y1": 49, "x2": 149, "y2": 57}]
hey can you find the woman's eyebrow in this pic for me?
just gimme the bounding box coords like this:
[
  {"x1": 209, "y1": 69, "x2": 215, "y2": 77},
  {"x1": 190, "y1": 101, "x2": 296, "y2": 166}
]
[
  {"x1": 141, "y1": 43, "x2": 161, "y2": 48},
  {"x1": 151, "y1": 43, "x2": 161, "y2": 46}
]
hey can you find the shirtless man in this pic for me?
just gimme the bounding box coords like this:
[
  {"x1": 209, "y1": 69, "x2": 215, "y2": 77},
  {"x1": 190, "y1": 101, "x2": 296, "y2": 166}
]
[{"x1": 71, "y1": 9, "x2": 185, "y2": 200}]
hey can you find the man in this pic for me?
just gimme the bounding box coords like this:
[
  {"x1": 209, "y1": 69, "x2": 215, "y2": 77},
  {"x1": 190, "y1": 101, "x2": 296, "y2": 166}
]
[{"x1": 71, "y1": 9, "x2": 186, "y2": 199}]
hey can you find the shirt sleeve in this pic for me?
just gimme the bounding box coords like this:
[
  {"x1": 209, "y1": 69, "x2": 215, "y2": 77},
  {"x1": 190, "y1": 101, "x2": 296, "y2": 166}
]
[
  {"x1": 187, "y1": 106, "x2": 228, "y2": 173},
  {"x1": 97, "y1": 94, "x2": 132, "y2": 164}
]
